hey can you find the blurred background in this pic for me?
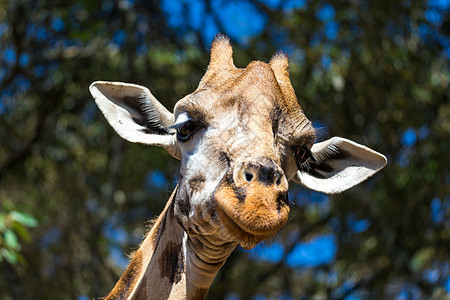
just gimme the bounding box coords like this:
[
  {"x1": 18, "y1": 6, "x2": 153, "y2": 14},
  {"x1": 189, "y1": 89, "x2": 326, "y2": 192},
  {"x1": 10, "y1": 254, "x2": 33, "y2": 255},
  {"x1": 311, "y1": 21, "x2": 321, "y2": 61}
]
[{"x1": 0, "y1": 0, "x2": 448, "y2": 299}]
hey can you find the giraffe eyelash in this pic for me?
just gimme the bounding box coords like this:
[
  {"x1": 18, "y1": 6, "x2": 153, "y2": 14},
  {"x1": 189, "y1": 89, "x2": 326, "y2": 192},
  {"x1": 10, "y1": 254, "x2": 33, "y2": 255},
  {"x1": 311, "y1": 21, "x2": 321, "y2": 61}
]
[
  {"x1": 294, "y1": 146, "x2": 315, "y2": 171},
  {"x1": 170, "y1": 121, "x2": 204, "y2": 142}
]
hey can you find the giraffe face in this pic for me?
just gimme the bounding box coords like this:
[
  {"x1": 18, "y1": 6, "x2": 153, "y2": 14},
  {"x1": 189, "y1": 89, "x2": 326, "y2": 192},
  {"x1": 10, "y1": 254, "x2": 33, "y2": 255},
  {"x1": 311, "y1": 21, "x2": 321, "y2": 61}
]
[
  {"x1": 171, "y1": 57, "x2": 315, "y2": 249},
  {"x1": 90, "y1": 35, "x2": 387, "y2": 250}
]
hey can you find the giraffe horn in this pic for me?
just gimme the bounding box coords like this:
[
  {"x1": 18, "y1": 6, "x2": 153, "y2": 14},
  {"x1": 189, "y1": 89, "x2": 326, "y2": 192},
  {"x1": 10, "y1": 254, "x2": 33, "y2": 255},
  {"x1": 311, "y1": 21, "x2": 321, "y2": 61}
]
[
  {"x1": 208, "y1": 33, "x2": 235, "y2": 70},
  {"x1": 269, "y1": 51, "x2": 290, "y2": 84},
  {"x1": 269, "y1": 51, "x2": 300, "y2": 109}
]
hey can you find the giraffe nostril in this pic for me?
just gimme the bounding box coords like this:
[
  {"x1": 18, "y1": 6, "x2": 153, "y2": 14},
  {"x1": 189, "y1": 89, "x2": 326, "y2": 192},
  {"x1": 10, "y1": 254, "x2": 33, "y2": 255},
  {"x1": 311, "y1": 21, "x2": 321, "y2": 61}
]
[
  {"x1": 275, "y1": 176, "x2": 281, "y2": 186},
  {"x1": 235, "y1": 158, "x2": 287, "y2": 189},
  {"x1": 244, "y1": 170, "x2": 254, "y2": 183}
]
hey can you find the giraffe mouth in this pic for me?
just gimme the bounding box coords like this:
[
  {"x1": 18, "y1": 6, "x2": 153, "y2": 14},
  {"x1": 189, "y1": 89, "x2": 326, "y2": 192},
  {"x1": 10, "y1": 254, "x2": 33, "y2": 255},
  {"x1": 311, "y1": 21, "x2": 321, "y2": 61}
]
[
  {"x1": 215, "y1": 206, "x2": 275, "y2": 248},
  {"x1": 214, "y1": 178, "x2": 290, "y2": 249}
]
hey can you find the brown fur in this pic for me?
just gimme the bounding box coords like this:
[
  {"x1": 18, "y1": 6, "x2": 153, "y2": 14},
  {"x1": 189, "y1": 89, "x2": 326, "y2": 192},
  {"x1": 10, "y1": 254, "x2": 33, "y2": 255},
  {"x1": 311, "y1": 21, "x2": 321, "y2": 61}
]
[
  {"x1": 192, "y1": 288, "x2": 209, "y2": 299},
  {"x1": 104, "y1": 35, "x2": 317, "y2": 299},
  {"x1": 159, "y1": 241, "x2": 184, "y2": 284},
  {"x1": 106, "y1": 251, "x2": 143, "y2": 300},
  {"x1": 214, "y1": 164, "x2": 290, "y2": 249},
  {"x1": 105, "y1": 189, "x2": 180, "y2": 299}
]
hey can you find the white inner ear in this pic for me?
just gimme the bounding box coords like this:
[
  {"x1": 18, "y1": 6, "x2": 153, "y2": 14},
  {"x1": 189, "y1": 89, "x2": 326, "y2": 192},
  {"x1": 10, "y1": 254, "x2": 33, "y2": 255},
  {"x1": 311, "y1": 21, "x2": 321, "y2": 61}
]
[
  {"x1": 89, "y1": 81, "x2": 180, "y2": 159},
  {"x1": 294, "y1": 137, "x2": 387, "y2": 194}
]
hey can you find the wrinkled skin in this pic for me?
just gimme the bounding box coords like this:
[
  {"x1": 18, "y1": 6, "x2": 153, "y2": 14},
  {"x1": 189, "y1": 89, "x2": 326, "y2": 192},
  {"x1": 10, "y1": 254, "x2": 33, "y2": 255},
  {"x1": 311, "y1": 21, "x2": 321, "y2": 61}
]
[{"x1": 89, "y1": 34, "x2": 387, "y2": 299}]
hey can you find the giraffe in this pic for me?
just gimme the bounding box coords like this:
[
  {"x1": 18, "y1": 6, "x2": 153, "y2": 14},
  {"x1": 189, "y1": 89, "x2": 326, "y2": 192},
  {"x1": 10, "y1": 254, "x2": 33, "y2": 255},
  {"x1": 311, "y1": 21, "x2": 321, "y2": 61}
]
[{"x1": 89, "y1": 34, "x2": 387, "y2": 299}]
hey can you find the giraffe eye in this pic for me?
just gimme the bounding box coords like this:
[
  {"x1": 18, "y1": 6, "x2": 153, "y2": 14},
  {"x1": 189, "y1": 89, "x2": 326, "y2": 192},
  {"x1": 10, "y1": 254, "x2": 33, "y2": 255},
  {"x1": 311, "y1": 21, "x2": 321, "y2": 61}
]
[
  {"x1": 176, "y1": 122, "x2": 199, "y2": 142},
  {"x1": 294, "y1": 146, "x2": 314, "y2": 169}
]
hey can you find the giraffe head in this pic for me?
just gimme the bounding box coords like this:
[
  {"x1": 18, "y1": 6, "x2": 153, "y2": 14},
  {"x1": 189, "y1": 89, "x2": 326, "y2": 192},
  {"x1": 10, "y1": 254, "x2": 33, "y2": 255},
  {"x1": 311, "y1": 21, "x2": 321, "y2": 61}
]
[{"x1": 90, "y1": 35, "x2": 386, "y2": 249}]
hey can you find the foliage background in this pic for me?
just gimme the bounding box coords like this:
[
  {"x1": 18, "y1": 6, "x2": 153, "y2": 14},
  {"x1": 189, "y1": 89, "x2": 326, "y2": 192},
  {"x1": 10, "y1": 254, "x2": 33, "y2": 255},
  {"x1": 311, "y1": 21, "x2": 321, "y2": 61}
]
[{"x1": 0, "y1": 0, "x2": 448, "y2": 299}]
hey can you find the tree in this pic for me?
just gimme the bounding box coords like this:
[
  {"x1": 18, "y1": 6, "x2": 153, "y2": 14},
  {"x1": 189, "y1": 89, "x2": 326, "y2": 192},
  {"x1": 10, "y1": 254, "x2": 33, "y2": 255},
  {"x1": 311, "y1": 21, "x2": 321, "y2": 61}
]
[{"x1": 0, "y1": 0, "x2": 448, "y2": 299}]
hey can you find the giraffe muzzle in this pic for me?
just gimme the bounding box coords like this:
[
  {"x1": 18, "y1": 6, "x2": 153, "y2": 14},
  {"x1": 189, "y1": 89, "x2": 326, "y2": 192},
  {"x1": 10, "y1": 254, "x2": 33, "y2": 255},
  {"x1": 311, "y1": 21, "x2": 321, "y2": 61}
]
[{"x1": 214, "y1": 158, "x2": 290, "y2": 248}]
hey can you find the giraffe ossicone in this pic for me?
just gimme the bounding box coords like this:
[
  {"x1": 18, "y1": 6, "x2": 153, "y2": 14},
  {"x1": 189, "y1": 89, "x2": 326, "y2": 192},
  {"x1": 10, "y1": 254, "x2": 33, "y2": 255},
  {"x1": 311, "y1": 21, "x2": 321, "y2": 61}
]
[{"x1": 89, "y1": 34, "x2": 387, "y2": 299}]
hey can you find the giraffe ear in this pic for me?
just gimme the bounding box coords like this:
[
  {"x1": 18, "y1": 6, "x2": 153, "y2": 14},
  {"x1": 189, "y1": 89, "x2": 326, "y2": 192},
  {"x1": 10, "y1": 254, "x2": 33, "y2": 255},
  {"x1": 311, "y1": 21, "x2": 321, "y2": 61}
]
[
  {"x1": 89, "y1": 81, "x2": 180, "y2": 159},
  {"x1": 294, "y1": 137, "x2": 387, "y2": 194}
]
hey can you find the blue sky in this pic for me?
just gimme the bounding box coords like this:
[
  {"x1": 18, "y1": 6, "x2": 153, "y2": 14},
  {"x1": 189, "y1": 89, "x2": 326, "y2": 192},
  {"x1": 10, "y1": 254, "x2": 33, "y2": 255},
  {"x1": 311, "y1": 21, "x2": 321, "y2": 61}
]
[
  {"x1": 91, "y1": 0, "x2": 449, "y2": 295},
  {"x1": 155, "y1": 2, "x2": 449, "y2": 296},
  {"x1": 1, "y1": 0, "x2": 449, "y2": 297},
  {"x1": 160, "y1": 0, "x2": 309, "y2": 46},
  {"x1": 159, "y1": 0, "x2": 449, "y2": 56},
  {"x1": 249, "y1": 234, "x2": 337, "y2": 267}
]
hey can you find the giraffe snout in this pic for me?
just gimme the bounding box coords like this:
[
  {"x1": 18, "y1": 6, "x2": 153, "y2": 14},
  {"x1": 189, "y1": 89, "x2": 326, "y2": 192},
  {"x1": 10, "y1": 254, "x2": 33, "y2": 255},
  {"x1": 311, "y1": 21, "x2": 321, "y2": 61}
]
[
  {"x1": 234, "y1": 158, "x2": 288, "y2": 191},
  {"x1": 214, "y1": 157, "x2": 290, "y2": 248}
]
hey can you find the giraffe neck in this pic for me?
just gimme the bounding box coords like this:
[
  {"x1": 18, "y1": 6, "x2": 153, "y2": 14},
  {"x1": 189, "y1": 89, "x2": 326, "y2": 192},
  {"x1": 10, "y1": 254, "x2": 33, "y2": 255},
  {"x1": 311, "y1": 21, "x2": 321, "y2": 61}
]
[{"x1": 105, "y1": 187, "x2": 237, "y2": 300}]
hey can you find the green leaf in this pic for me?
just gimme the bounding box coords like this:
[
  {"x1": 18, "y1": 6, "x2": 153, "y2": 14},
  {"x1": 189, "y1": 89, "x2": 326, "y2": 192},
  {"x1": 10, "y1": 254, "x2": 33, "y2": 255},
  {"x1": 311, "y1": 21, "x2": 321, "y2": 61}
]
[
  {"x1": 0, "y1": 248, "x2": 17, "y2": 264},
  {"x1": 12, "y1": 222, "x2": 31, "y2": 242},
  {"x1": 410, "y1": 247, "x2": 434, "y2": 271},
  {"x1": 4, "y1": 229, "x2": 20, "y2": 251},
  {"x1": 10, "y1": 211, "x2": 38, "y2": 228}
]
